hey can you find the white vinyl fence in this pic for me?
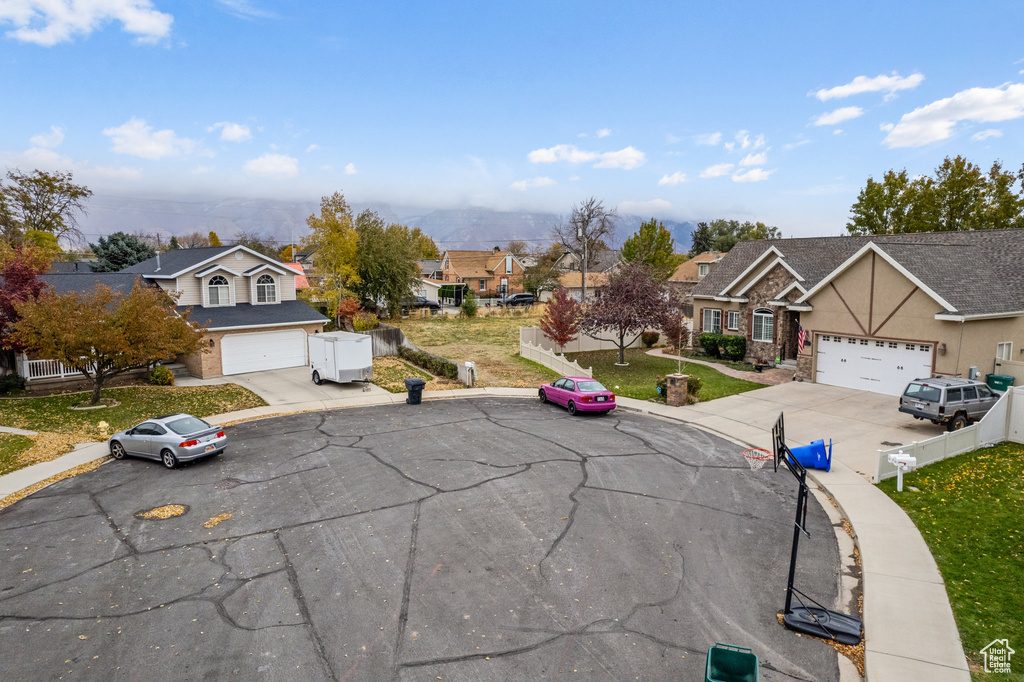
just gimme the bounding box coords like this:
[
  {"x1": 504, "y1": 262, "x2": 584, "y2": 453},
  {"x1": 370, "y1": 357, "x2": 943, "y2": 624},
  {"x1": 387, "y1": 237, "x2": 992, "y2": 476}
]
[
  {"x1": 519, "y1": 326, "x2": 644, "y2": 354},
  {"x1": 875, "y1": 386, "x2": 1024, "y2": 481},
  {"x1": 17, "y1": 355, "x2": 96, "y2": 382},
  {"x1": 520, "y1": 340, "x2": 592, "y2": 378}
]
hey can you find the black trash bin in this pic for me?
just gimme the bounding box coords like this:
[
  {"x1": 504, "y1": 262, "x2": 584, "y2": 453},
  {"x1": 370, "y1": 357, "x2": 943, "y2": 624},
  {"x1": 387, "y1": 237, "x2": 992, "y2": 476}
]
[{"x1": 404, "y1": 377, "x2": 426, "y2": 405}]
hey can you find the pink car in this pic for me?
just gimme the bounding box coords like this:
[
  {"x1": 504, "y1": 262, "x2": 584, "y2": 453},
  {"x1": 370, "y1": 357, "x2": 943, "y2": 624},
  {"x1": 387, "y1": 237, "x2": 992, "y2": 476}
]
[{"x1": 539, "y1": 376, "x2": 616, "y2": 416}]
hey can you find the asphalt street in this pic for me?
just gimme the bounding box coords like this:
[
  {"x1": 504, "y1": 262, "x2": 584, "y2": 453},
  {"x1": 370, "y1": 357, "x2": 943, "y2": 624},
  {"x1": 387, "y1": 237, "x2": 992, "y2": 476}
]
[{"x1": 0, "y1": 398, "x2": 842, "y2": 681}]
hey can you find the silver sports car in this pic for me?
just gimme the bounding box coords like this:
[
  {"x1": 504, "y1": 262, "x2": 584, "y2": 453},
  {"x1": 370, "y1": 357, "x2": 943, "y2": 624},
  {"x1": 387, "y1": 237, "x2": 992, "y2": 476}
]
[{"x1": 108, "y1": 414, "x2": 227, "y2": 469}]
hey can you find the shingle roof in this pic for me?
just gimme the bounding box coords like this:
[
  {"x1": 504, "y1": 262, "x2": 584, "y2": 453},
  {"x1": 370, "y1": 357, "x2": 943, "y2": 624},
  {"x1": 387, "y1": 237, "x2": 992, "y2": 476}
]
[
  {"x1": 691, "y1": 229, "x2": 1024, "y2": 316},
  {"x1": 669, "y1": 252, "x2": 725, "y2": 282},
  {"x1": 121, "y1": 246, "x2": 236, "y2": 275},
  {"x1": 181, "y1": 300, "x2": 328, "y2": 330},
  {"x1": 41, "y1": 273, "x2": 156, "y2": 295},
  {"x1": 444, "y1": 250, "x2": 511, "y2": 279},
  {"x1": 47, "y1": 261, "x2": 94, "y2": 274}
]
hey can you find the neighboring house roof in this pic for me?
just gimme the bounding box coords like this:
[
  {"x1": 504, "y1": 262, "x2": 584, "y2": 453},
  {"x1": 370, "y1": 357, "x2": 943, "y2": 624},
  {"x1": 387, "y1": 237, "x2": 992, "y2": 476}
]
[
  {"x1": 557, "y1": 272, "x2": 611, "y2": 289},
  {"x1": 41, "y1": 273, "x2": 155, "y2": 295},
  {"x1": 282, "y1": 262, "x2": 309, "y2": 289},
  {"x1": 183, "y1": 300, "x2": 328, "y2": 331},
  {"x1": 669, "y1": 252, "x2": 725, "y2": 282},
  {"x1": 442, "y1": 250, "x2": 524, "y2": 280},
  {"x1": 121, "y1": 246, "x2": 237, "y2": 276},
  {"x1": 418, "y1": 259, "x2": 442, "y2": 275},
  {"x1": 420, "y1": 278, "x2": 441, "y2": 290},
  {"x1": 47, "y1": 261, "x2": 95, "y2": 274},
  {"x1": 691, "y1": 229, "x2": 1024, "y2": 317}
]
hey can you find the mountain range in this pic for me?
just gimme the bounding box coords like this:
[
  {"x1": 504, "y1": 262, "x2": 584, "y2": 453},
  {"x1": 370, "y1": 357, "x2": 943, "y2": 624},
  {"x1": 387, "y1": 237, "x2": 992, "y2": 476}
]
[{"x1": 79, "y1": 195, "x2": 695, "y2": 253}]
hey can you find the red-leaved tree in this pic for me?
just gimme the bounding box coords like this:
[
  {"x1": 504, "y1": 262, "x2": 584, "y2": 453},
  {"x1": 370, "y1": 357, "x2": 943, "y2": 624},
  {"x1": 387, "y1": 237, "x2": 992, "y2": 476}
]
[
  {"x1": 580, "y1": 261, "x2": 667, "y2": 365},
  {"x1": 539, "y1": 287, "x2": 581, "y2": 349},
  {"x1": 661, "y1": 290, "x2": 691, "y2": 352},
  {"x1": 0, "y1": 247, "x2": 48, "y2": 372}
]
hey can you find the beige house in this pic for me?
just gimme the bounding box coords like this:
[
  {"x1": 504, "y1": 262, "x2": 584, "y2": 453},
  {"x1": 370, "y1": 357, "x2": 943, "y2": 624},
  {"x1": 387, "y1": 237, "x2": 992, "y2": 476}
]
[
  {"x1": 123, "y1": 245, "x2": 327, "y2": 378},
  {"x1": 691, "y1": 230, "x2": 1024, "y2": 395}
]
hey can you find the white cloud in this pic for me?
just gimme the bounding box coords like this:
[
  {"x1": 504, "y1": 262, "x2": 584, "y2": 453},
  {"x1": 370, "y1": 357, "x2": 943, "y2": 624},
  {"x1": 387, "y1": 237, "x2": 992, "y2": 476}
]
[
  {"x1": 215, "y1": 0, "x2": 275, "y2": 19},
  {"x1": 0, "y1": 0, "x2": 172, "y2": 46},
  {"x1": 783, "y1": 139, "x2": 811, "y2": 150},
  {"x1": 883, "y1": 83, "x2": 1024, "y2": 148},
  {"x1": 593, "y1": 146, "x2": 645, "y2": 169},
  {"x1": 700, "y1": 163, "x2": 734, "y2": 178},
  {"x1": 30, "y1": 126, "x2": 64, "y2": 148},
  {"x1": 972, "y1": 128, "x2": 1003, "y2": 141},
  {"x1": 665, "y1": 133, "x2": 683, "y2": 144},
  {"x1": 244, "y1": 153, "x2": 298, "y2": 177},
  {"x1": 617, "y1": 199, "x2": 672, "y2": 214},
  {"x1": 510, "y1": 176, "x2": 556, "y2": 191},
  {"x1": 739, "y1": 150, "x2": 769, "y2": 166},
  {"x1": 103, "y1": 117, "x2": 196, "y2": 159},
  {"x1": 577, "y1": 132, "x2": 588, "y2": 138},
  {"x1": 732, "y1": 168, "x2": 774, "y2": 183},
  {"x1": 596, "y1": 128, "x2": 611, "y2": 138},
  {"x1": 305, "y1": 144, "x2": 319, "y2": 153},
  {"x1": 814, "y1": 106, "x2": 864, "y2": 126},
  {"x1": 344, "y1": 163, "x2": 357, "y2": 175},
  {"x1": 694, "y1": 132, "x2": 722, "y2": 146},
  {"x1": 734, "y1": 130, "x2": 765, "y2": 150},
  {"x1": 568, "y1": 175, "x2": 580, "y2": 181},
  {"x1": 191, "y1": 165, "x2": 214, "y2": 174},
  {"x1": 813, "y1": 72, "x2": 925, "y2": 101},
  {"x1": 879, "y1": 122, "x2": 895, "y2": 132},
  {"x1": 658, "y1": 171, "x2": 687, "y2": 186},
  {"x1": 528, "y1": 144, "x2": 646, "y2": 170},
  {"x1": 91, "y1": 165, "x2": 141, "y2": 179},
  {"x1": 208, "y1": 121, "x2": 252, "y2": 142}
]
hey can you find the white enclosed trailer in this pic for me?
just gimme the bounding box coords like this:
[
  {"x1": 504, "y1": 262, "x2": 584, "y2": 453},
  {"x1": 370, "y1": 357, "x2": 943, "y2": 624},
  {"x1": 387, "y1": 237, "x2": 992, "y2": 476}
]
[{"x1": 308, "y1": 331, "x2": 373, "y2": 385}]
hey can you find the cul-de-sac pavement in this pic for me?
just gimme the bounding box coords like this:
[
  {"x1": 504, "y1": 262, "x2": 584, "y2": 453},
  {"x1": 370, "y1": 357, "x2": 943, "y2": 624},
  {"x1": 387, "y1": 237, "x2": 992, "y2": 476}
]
[{"x1": 0, "y1": 398, "x2": 843, "y2": 681}]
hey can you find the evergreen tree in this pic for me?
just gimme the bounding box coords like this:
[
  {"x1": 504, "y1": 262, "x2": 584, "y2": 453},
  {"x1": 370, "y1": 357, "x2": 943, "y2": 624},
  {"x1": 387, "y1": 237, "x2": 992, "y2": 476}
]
[{"x1": 90, "y1": 232, "x2": 156, "y2": 272}]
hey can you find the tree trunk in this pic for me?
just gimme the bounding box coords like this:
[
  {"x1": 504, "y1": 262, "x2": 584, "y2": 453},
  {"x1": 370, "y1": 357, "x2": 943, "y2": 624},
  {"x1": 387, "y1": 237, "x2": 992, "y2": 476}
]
[
  {"x1": 617, "y1": 329, "x2": 627, "y2": 365},
  {"x1": 90, "y1": 374, "x2": 104, "y2": 405}
]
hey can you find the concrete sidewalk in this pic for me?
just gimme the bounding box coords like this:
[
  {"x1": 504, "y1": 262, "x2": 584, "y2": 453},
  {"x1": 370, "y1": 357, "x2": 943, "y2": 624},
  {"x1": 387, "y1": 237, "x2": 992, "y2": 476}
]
[{"x1": 616, "y1": 387, "x2": 972, "y2": 682}]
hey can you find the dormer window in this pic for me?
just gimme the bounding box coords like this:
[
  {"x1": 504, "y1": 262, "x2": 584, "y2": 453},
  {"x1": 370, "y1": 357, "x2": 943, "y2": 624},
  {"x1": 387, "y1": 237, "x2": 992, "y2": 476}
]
[
  {"x1": 698, "y1": 263, "x2": 709, "y2": 278},
  {"x1": 208, "y1": 275, "x2": 229, "y2": 306},
  {"x1": 256, "y1": 274, "x2": 277, "y2": 303}
]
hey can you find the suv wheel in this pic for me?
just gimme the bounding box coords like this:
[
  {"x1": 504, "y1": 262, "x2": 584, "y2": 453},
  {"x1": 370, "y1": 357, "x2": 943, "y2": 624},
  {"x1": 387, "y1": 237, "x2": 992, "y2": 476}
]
[{"x1": 947, "y1": 413, "x2": 969, "y2": 431}]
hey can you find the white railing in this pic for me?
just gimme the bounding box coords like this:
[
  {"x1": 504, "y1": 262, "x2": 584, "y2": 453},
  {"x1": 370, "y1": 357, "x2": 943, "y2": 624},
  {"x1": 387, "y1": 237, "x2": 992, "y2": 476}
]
[
  {"x1": 520, "y1": 326, "x2": 644, "y2": 354},
  {"x1": 520, "y1": 340, "x2": 593, "y2": 378},
  {"x1": 22, "y1": 357, "x2": 96, "y2": 381},
  {"x1": 875, "y1": 386, "x2": 1024, "y2": 481}
]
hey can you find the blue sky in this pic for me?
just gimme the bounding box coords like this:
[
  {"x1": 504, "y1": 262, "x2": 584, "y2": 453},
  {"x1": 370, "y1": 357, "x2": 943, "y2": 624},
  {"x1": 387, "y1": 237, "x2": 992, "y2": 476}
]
[{"x1": 2, "y1": 1, "x2": 1023, "y2": 236}]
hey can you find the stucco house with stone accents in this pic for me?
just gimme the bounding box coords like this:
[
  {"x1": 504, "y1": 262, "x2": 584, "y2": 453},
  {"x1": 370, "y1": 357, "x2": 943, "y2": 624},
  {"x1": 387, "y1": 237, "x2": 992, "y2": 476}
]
[
  {"x1": 691, "y1": 229, "x2": 1024, "y2": 395},
  {"x1": 121, "y1": 246, "x2": 327, "y2": 378}
]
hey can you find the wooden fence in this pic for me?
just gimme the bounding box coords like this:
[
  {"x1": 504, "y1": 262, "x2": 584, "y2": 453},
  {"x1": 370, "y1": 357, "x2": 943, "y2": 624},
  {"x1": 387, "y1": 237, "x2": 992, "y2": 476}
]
[{"x1": 360, "y1": 324, "x2": 407, "y2": 357}]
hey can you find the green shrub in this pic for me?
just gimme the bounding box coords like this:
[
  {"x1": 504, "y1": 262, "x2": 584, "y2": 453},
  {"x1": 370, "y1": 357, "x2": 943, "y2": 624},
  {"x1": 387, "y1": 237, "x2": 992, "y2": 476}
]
[
  {"x1": 353, "y1": 312, "x2": 380, "y2": 331},
  {"x1": 685, "y1": 374, "x2": 702, "y2": 397},
  {"x1": 720, "y1": 335, "x2": 746, "y2": 361},
  {"x1": 149, "y1": 365, "x2": 175, "y2": 386},
  {"x1": 398, "y1": 345, "x2": 460, "y2": 380},
  {"x1": 699, "y1": 332, "x2": 723, "y2": 357},
  {"x1": 460, "y1": 290, "x2": 478, "y2": 318},
  {"x1": 0, "y1": 373, "x2": 26, "y2": 395},
  {"x1": 641, "y1": 331, "x2": 659, "y2": 348}
]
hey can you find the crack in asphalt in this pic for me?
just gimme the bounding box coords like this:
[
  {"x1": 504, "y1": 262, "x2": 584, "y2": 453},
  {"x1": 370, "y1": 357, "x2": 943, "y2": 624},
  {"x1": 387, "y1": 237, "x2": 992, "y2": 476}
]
[
  {"x1": 274, "y1": 532, "x2": 338, "y2": 680},
  {"x1": 583, "y1": 484, "x2": 780, "y2": 525},
  {"x1": 392, "y1": 498, "x2": 423, "y2": 681},
  {"x1": 89, "y1": 492, "x2": 138, "y2": 555}
]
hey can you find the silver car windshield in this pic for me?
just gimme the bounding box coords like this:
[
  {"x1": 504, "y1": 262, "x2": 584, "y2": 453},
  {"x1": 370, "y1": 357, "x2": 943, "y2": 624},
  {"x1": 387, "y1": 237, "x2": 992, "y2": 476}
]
[{"x1": 167, "y1": 416, "x2": 211, "y2": 435}]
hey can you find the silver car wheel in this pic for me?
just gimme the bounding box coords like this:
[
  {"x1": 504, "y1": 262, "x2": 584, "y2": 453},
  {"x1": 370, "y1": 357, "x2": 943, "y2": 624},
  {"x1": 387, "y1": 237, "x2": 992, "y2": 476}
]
[
  {"x1": 161, "y1": 449, "x2": 178, "y2": 469},
  {"x1": 110, "y1": 441, "x2": 126, "y2": 459}
]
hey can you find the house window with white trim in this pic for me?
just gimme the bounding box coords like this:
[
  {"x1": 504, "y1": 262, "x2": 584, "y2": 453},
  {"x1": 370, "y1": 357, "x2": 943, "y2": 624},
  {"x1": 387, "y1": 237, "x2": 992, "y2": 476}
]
[
  {"x1": 752, "y1": 308, "x2": 774, "y2": 343},
  {"x1": 208, "y1": 275, "x2": 229, "y2": 306},
  {"x1": 703, "y1": 309, "x2": 722, "y2": 333},
  {"x1": 698, "y1": 263, "x2": 709, "y2": 278},
  {"x1": 997, "y1": 342, "x2": 1013, "y2": 361},
  {"x1": 726, "y1": 310, "x2": 739, "y2": 330},
  {"x1": 256, "y1": 274, "x2": 277, "y2": 303},
  {"x1": 479, "y1": 279, "x2": 486, "y2": 291}
]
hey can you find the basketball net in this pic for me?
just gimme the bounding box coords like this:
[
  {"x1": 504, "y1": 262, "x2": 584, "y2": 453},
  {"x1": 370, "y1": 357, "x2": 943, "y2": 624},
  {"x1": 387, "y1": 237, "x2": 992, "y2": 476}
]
[{"x1": 743, "y1": 448, "x2": 773, "y2": 471}]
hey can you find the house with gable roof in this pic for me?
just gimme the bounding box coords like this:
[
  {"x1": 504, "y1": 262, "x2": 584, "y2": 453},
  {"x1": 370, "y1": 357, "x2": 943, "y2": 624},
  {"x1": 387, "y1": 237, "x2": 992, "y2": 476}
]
[
  {"x1": 121, "y1": 245, "x2": 327, "y2": 377},
  {"x1": 691, "y1": 229, "x2": 1024, "y2": 395},
  {"x1": 439, "y1": 248, "x2": 526, "y2": 297}
]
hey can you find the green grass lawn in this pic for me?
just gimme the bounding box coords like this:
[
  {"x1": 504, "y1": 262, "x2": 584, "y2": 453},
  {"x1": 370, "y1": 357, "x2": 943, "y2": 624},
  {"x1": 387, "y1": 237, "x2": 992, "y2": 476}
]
[
  {"x1": 0, "y1": 385, "x2": 267, "y2": 435},
  {"x1": 0, "y1": 433, "x2": 34, "y2": 476},
  {"x1": 565, "y1": 348, "x2": 764, "y2": 402},
  {"x1": 878, "y1": 444, "x2": 1023, "y2": 680}
]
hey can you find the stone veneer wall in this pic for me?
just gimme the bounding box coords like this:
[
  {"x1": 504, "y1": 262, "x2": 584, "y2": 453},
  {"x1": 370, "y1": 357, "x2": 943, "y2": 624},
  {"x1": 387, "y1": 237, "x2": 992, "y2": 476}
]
[{"x1": 735, "y1": 265, "x2": 797, "y2": 363}]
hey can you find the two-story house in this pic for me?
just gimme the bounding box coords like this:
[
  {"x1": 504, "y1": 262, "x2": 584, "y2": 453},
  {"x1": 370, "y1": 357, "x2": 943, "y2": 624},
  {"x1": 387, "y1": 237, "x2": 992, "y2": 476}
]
[
  {"x1": 122, "y1": 245, "x2": 327, "y2": 377},
  {"x1": 667, "y1": 251, "x2": 725, "y2": 316},
  {"x1": 439, "y1": 248, "x2": 526, "y2": 296}
]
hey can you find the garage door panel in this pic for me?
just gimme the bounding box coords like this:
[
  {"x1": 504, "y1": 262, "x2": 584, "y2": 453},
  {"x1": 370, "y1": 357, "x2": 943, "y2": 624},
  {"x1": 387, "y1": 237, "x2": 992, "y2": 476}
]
[
  {"x1": 815, "y1": 335, "x2": 931, "y2": 396},
  {"x1": 221, "y1": 330, "x2": 308, "y2": 375}
]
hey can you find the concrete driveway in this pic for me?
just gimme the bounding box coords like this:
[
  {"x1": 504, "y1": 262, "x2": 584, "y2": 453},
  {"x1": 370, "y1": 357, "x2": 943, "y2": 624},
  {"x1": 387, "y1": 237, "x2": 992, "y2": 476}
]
[
  {"x1": 181, "y1": 365, "x2": 391, "y2": 406},
  {"x1": 667, "y1": 381, "x2": 941, "y2": 480},
  {"x1": 0, "y1": 398, "x2": 843, "y2": 681}
]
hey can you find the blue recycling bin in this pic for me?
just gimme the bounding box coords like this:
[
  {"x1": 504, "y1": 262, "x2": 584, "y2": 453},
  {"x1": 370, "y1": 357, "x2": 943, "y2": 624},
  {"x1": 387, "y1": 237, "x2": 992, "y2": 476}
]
[{"x1": 790, "y1": 439, "x2": 831, "y2": 471}]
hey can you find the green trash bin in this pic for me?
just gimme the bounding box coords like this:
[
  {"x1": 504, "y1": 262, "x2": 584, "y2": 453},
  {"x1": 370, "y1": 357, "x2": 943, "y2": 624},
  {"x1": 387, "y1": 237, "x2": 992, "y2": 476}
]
[
  {"x1": 706, "y1": 642, "x2": 759, "y2": 682},
  {"x1": 986, "y1": 374, "x2": 1015, "y2": 392}
]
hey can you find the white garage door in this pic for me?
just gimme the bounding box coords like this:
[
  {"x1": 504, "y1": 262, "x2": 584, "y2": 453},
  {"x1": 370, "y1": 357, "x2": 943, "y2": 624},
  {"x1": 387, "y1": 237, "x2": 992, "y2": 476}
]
[
  {"x1": 815, "y1": 335, "x2": 933, "y2": 395},
  {"x1": 221, "y1": 329, "x2": 308, "y2": 376}
]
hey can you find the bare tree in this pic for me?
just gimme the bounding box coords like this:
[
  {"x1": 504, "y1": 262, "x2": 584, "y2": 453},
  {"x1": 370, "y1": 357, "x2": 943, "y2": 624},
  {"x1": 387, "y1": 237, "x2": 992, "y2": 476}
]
[
  {"x1": 179, "y1": 231, "x2": 210, "y2": 248},
  {"x1": 506, "y1": 239, "x2": 529, "y2": 257},
  {"x1": 552, "y1": 197, "x2": 617, "y2": 301}
]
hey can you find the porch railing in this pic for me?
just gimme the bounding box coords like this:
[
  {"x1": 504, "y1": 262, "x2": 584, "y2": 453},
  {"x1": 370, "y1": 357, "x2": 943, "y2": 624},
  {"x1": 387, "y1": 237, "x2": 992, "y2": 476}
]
[{"x1": 18, "y1": 355, "x2": 96, "y2": 382}]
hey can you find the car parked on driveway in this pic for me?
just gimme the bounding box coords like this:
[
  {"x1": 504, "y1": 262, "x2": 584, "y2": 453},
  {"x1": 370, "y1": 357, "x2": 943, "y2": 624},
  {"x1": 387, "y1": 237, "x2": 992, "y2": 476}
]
[
  {"x1": 402, "y1": 296, "x2": 441, "y2": 314},
  {"x1": 108, "y1": 414, "x2": 226, "y2": 469},
  {"x1": 497, "y1": 293, "x2": 534, "y2": 307},
  {"x1": 539, "y1": 376, "x2": 616, "y2": 415},
  {"x1": 899, "y1": 378, "x2": 1000, "y2": 431}
]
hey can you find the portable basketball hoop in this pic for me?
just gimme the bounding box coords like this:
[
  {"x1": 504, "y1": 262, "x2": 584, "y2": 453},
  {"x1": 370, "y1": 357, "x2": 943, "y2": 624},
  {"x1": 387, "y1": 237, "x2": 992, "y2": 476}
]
[
  {"x1": 742, "y1": 448, "x2": 773, "y2": 471},
  {"x1": 771, "y1": 413, "x2": 863, "y2": 646}
]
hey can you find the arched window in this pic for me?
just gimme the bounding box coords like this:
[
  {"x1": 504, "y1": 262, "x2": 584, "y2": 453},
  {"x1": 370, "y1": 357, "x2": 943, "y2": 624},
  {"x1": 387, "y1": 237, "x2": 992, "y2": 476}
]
[
  {"x1": 752, "y1": 308, "x2": 774, "y2": 343},
  {"x1": 256, "y1": 274, "x2": 276, "y2": 303},
  {"x1": 208, "y1": 275, "x2": 229, "y2": 305}
]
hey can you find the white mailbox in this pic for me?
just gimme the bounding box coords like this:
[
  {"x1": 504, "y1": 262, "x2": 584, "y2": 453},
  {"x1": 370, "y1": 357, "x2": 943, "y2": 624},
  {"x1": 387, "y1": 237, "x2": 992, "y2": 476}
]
[{"x1": 887, "y1": 450, "x2": 917, "y2": 492}]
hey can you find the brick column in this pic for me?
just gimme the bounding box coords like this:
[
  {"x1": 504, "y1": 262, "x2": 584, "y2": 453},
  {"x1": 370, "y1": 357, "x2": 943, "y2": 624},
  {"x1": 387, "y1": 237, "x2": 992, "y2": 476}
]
[{"x1": 666, "y1": 373, "x2": 689, "y2": 407}]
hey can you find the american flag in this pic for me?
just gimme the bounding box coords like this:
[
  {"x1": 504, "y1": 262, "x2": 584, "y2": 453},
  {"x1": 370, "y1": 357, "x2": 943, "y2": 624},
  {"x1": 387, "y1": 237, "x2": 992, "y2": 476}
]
[{"x1": 797, "y1": 325, "x2": 807, "y2": 353}]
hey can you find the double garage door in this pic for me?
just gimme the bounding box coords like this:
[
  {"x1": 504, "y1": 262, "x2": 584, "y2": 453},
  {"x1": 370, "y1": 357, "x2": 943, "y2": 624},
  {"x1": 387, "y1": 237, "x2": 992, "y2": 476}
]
[
  {"x1": 815, "y1": 335, "x2": 933, "y2": 396},
  {"x1": 221, "y1": 329, "x2": 308, "y2": 376}
]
